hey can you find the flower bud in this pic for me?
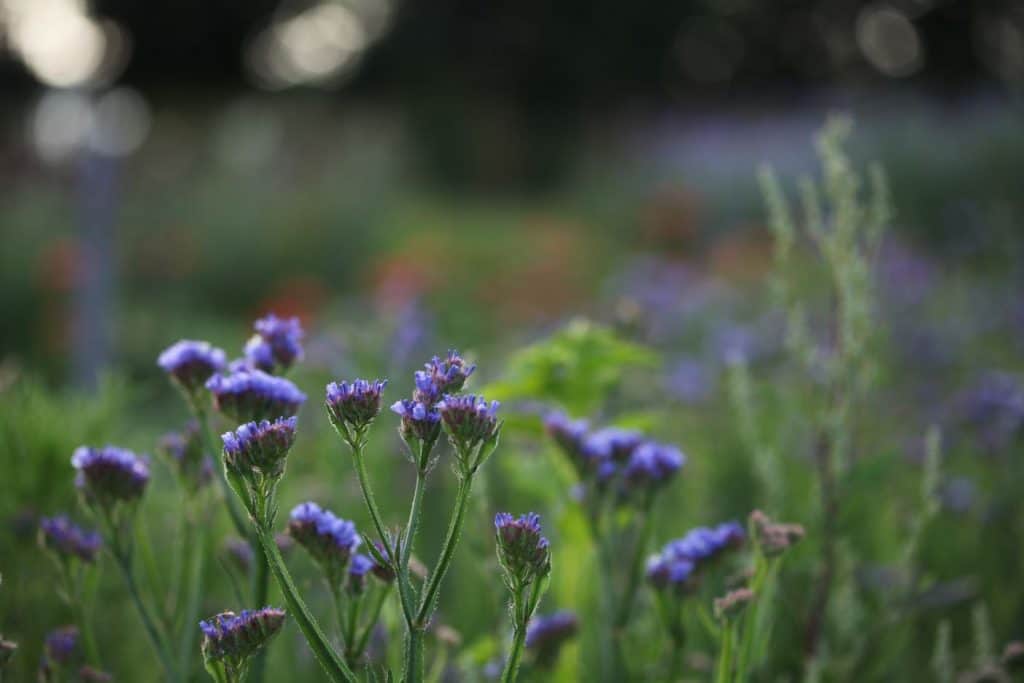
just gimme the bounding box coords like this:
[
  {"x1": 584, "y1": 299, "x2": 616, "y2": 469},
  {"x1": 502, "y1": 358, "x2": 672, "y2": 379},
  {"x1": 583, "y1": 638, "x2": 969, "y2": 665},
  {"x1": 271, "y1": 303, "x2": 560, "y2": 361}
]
[
  {"x1": 39, "y1": 515, "x2": 102, "y2": 564},
  {"x1": 222, "y1": 417, "x2": 298, "y2": 481},
  {"x1": 437, "y1": 394, "x2": 501, "y2": 456},
  {"x1": 71, "y1": 446, "x2": 150, "y2": 509},
  {"x1": 200, "y1": 608, "x2": 286, "y2": 669},
  {"x1": 326, "y1": 379, "x2": 387, "y2": 435},
  {"x1": 347, "y1": 554, "x2": 374, "y2": 596},
  {"x1": 245, "y1": 314, "x2": 304, "y2": 374},
  {"x1": 206, "y1": 370, "x2": 306, "y2": 423},
  {"x1": 158, "y1": 340, "x2": 226, "y2": 396},
  {"x1": 413, "y1": 350, "x2": 475, "y2": 404},
  {"x1": 495, "y1": 512, "x2": 551, "y2": 587},
  {"x1": 391, "y1": 399, "x2": 441, "y2": 444},
  {"x1": 288, "y1": 502, "x2": 361, "y2": 585}
]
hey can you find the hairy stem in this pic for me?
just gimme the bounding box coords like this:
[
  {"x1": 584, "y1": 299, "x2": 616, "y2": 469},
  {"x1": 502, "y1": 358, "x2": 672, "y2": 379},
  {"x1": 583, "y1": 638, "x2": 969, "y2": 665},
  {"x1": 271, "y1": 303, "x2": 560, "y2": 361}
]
[
  {"x1": 415, "y1": 475, "x2": 474, "y2": 626},
  {"x1": 253, "y1": 523, "x2": 356, "y2": 683}
]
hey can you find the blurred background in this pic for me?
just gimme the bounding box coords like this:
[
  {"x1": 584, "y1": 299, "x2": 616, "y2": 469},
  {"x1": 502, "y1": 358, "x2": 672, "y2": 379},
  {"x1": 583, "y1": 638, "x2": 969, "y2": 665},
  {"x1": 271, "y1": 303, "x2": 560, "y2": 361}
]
[
  {"x1": 2, "y1": 0, "x2": 1024, "y2": 680},
  {"x1": 0, "y1": 0, "x2": 1022, "y2": 386}
]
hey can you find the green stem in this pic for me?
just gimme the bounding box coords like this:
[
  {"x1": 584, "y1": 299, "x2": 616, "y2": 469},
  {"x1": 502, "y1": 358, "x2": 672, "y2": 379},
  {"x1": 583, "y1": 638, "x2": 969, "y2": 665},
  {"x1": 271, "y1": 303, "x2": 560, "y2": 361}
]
[
  {"x1": 114, "y1": 551, "x2": 179, "y2": 682},
  {"x1": 415, "y1": 475, "x2": 474, "y2": 626},
  {"x1": 667, "y1": 630, "x2": 685, "y2": 682},
  {"x1": 345, "y1": 595, "x2": 361, "y2": 663},
  {"x1": 735, "y1": 556, "x2": 770, "y2": 681},
  {"x1": 401, "y1": 467, "x2": 428, "y2": 590},
  {"x1": 403, "y1": 628, "x2": 424, "y2": 683},
  {"x1": 500, "y1": 626, "x2": 527, "y2": 683},
  {"x1": 715, "y1": 623, "x2": 734, "y2": 683},
  {"x1": 249, "y1": 549, "x2": 271, "y2": 683},
  {"x1": 353, "y1": 584, "x2": 391, "y2": 660},
  {"x1": 253, "y1": 524, "x2": 356, "y2": 683},
  {"x1": 177, "y1": 515, "x2": 206, "y2": 682},
  {"x1": 614, "y1": 493, "x2": 657, "y2": 628}
]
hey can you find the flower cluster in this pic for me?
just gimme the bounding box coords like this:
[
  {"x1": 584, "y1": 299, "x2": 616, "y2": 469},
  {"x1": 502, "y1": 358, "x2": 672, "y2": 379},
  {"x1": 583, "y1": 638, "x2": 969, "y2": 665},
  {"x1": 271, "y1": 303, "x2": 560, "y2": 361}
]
[
  {"x1": 71, "y1": 446, "x2": 150, "y2": 508},
  {"x1": 391, "y1": 399, "x2": 442, "y2": 444},
  {"x1": 159, "y1": 421, "x2": 213, "y2": 492},
  {"x1": 647, "y1": 521, "x2": 744, "y2": 592},
  {"x1": 437, "y1": 394, "x2": 501, "y2": 460},
  {"x1": 221, "y1": 417, "x2": 298, "y2": 481},
  {"x1": 525, "y1": 611, "x2": 578, "y2": 667},
  {"x1": 288, "y1": 502, "x2": 362, "y2": 585},
  {"x1": 545, "y1": 412, "x2": 685, "y2": 497},
  {"x1": 413, "y1": 350, "x2": 475, "y2": 403},
  {"x1": 347, "y1": 554, "x2": 375, "y2": 596},
  {"x1": 206, "y1": 369, "x2": 306, "y2": 423},
  {"x1": 39, "y1": 515, "x2": 102, "y2": 564},
  {"x1": 200, "y1": 607, "x2": 286, "y2": 667},
  {"x1": 244, "y1": 314, "x2": 304, "y2": 374},
  {"x1": 495, "y1": 512, "x2": 551, "y2": 588},
  {"x1": 158, "y1": 340, "x2": 227, "y2": 395},
  {"x1": 326, "y1": 379, "x2": 387, "y2": 436},
  {"x1": 43, "y1": 626, "x2": 79, "y2": 665}
]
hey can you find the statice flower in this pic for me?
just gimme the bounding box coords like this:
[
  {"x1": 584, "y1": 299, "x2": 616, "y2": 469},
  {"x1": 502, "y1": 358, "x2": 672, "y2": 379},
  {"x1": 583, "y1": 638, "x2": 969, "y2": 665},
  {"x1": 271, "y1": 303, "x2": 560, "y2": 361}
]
[
  {"x1": 200, "y1": 607, "x2": 286, "y2": 674},
  {"x1": 952, "y1": 372, "x2": 1024, "y2": 452},
  {"x1": 413, "y1": 350, "x2": 475, "y2": 404},
  {"x1": 391, "y1": 399, "x2": 442, "y2": 444},
  {"x1": 525, "y1": 611, "x2": 578, "y2": 667},
  {"x1": 347, "y1": 554, "x2": 374, "y2": 596},
  {"x1": 223, "y1": 536, "x2": 255, "y2": 574},
  {"x1": 437, "y1": 394, "x2": 501, "y2": 456},
  {"x1": 622, "y1": 441, "x2": 685, "y2": 491},
  {"x1": 39, "y1": 515, "x2": 102, "y2": 563},
  {"x1": 206, "y1": 369, "x2": 306, "y2": 423},
  {"x1": 647, "y1": 522, "x2": 744, "y2": 593},
  {"x1": 221, "y1": 417, "x2": 298, "y2": 481},
  {"x1": 71, "y1": 446, "x2": 150, "y2": 507},
  {"x1": 664, "y1": 522, "x2": 744, "y2": 563},
  {"x1": 326, "y1": 379, "x2": 388, "y2": 435},
  {"x1": 43, "y1": 626, "x2": 80, "y2": 666},
  {"x1": 244, "y1": 314, "x2": 304, "y2": 373},
  {"x1": 288, "y1": 502, "x2": 362, "y2": 584},
  {"x1": 543, "y1": 413, "x2": 590, "y2": 459},
  {"x1": 495, "y1": 512, "x2": 551, "y2": 587},
  {"x1": 585, "y1": 427, "x2": 644, "y2": 463},
  {"x1": 159, "y1": 421, "x2": 213, "y2": 492},
  {"x1": 158, "y1": 340, "x2": 227, "y2": 396}
]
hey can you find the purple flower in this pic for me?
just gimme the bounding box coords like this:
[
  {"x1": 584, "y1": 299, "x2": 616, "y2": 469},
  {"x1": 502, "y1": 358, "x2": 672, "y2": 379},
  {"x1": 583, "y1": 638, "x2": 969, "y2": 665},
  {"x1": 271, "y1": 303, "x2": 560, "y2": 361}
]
[
  {"x1": 39, "y1": 515, "x2": 102, "y2": 563},
  {"x1": 347, "y1": 554, "x2": 374, "y2": 595},
  {"x1": 495, "y1": 512, "x2": 551, "y2": 586},
  {"x1": 223, "y1": 536, "x2": 255, "y2": 574},
  {"x1": 543, "y1": 412, "x2": 590, "y2": 459},
  {"x1": 623, "y1": 441, "x2": 685, "y2": 490},
  {"x1": 71, "y1": 446, "x2": 150, "y2": 506},
  {"x1": 664, "y1": 522, "x2": 744, "y2": 563},
  {"x1": 158, "y1": 340, "x2": 227, "y2": 395},
  {"x1": 221, "y1": 417, "x2": 298, "y2": 480},
  {"x1": 245, "y1": 314, "x2": 304, "y2": 373},
  {"x1": 584, "y1": 427, "x2": 644, "y2": 463},
  {"x1": 413, "y1": 350, "x2": 475, "y2": 404},
  {"x1": 206, "y1": 369, "x2": 306, "y2": 423},
  {"x1": 525, "y1": 611, "x2": 578, "y2": 666},
  {"x1": 326, "y1": 379, "x2": 388, "y2": 433},
  {"x1": 664, "y1": 358, "x2": 716, "y2": 404},
  {"x1": 288, "y1": 502, "x2": 361, "y2": 582},
  {"x1": 437, "y1": 394, "x2": 501, "y2": 452},
  {"x1": 951, "y1": 372, "x2": 1024, "y2": 453},
  {"x1": 43, "y1": 626, "x2": 79, "y2": 666},
  {"x1": 200, "y1": 607, "x2": 286, "y2": 663},
  {"x1": 391, "y1": 399, "x2": 442, "y2": 443},
  {"x1": 648, "y1": 522, "x2": 744, "y2": 593}
]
